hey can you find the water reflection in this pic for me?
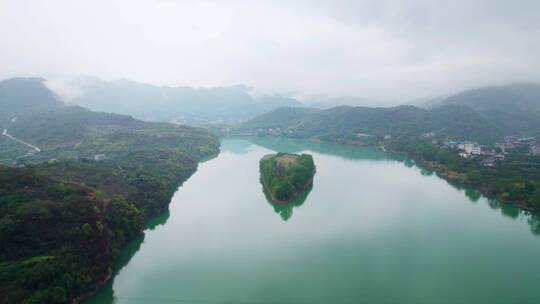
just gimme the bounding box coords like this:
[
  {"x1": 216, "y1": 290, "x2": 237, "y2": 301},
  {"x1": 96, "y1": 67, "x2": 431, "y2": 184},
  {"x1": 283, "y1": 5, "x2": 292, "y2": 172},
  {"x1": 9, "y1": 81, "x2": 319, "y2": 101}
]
[
  {"x1": 528, "y1": 214, "x2": 540, "y2": 236},
  {"x1": 262, "y1": 183, "x2": 313, "y2": 221},
  {"x1": 464, "y1": 188, "x2": 482, "y2": 203},
  {"x1": 245, "y1": 136, "x2": 388, "y2": 161},
  {"x1": 394, "y1": 149, "x2": 537, "y2": 233},
  {"x1": 85, "y1": 209, "x2": 171, "y2": 303},
  {"x1": 219, "y1": 138, "x2": 253, "y2": 155},
  {"x1": 146, "y1": 209, "x2": 170, "y2": 231},
  {"x1": 420, "y1": 167, "x2": 434, "y2": 176},
  {"x1": 85, "y1": 235, "x2": 144, "y2": 304},
  {"x1": 500, "y1": 202, "x2": 521, "y2": 219}
]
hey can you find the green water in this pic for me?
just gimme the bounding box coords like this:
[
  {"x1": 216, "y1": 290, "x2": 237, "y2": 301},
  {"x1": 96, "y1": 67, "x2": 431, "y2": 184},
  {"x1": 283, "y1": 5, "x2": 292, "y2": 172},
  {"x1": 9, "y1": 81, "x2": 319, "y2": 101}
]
[{"x1": 87, "y1": 138, "x2": 540, "y2": 304}]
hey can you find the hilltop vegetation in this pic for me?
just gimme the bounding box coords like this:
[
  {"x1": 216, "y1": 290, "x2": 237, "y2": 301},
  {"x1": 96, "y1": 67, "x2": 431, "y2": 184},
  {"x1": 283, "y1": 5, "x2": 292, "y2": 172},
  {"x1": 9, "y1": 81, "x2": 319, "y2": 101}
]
[
  {"x1": 242, "y1": 107, "x2": 320, "y2": 130},
  {"x1": 5, "y1": 106, "x2": 218, "y2": 164},
  {"x1": 260, "y1": 153, "x2": 315, "y2": 202}
]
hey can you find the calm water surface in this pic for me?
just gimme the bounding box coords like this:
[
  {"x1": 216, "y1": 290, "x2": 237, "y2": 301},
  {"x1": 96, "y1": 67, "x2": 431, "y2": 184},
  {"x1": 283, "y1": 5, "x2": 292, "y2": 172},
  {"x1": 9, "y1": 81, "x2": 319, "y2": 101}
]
[{"x1": 87, "y1": 138, "x2": 540, "y2": 304}]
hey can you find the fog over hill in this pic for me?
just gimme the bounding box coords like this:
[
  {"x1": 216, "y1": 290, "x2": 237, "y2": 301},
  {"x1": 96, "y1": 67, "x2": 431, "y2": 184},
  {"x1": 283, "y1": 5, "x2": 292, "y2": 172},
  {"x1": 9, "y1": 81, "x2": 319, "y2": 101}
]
[
  {"x1": 432, "y1": 84, "x2": 540, "y2": 135},
  {"x1": 0, "y1": 78, "x2": 64, "y2": 125},
  {"x1": 43, "y1": 76, "x2": 303, "y2": 124},
  {"x1": 0, "y1": 76, "x2": 304, "y2": 124},
  {"x1": 3, "y1": 1, "x2": 540, "y2": 100}
]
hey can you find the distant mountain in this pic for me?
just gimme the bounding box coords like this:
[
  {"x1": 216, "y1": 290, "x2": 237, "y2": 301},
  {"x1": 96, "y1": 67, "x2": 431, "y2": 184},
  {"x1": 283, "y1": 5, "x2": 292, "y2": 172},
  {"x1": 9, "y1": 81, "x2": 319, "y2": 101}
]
[
  {"x1": 0, "y1": 77, "x2": 63, "y2": 125},
  {"x1": 258, "y1": 95, "x2": 304, "y2": 111},
  {"x1": 429, "y1": 104, "x2": 502, "y2": 143},
  {"x1": 243, "y1": 104, "x2": 501, "y2": 143},
  {"x1": 434, "y1": 84, "x2": 540, "y2": 136},
  {"x1": 47, "y1": 77, "x2": 304, "y2": 124},
  {"x1": 304, "y1": 96, "x2": 391, "y2": 109},
  {"x1": 242, "y1": 107, "x2": 320, "y2": 129},
  {"x1": 406, "y1": 95, "x2": 449, "y2": 109}
]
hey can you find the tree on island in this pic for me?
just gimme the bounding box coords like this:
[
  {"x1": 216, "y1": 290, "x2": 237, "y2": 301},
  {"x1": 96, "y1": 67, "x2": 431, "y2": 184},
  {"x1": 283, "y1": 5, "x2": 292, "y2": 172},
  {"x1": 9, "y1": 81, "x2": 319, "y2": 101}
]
[{"x1": 260, "y1": 153, "x2": 315, "y2": 203}]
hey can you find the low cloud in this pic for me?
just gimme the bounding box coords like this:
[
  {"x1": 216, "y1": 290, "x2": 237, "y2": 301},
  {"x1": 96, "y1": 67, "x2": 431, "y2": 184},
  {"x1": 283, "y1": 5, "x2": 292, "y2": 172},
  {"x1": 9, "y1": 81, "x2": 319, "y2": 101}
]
[
  {"x1": 1, "y1": 0, "x2": 539, "y2": 102},
  {"x1": 44, "y1": 78, "x2": 83, "y2": 102}
]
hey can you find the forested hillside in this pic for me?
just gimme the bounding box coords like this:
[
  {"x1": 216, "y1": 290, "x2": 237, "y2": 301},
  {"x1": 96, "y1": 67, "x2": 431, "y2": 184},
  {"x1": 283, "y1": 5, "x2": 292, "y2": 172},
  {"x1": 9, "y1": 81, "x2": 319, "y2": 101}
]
[
  {"x1": 434, "y1": 84, "x2": 540, "y2": 136},
  {"x1": 242, "y1": 104, "x2": 501, "y2": 143},
  {"x1": 5, "y1": 106, "x2": 218, "y2": 164},
  {"x1": 244, "y1": 83, "x2": 540, "y2": 143},
  {"x1": 241, "y1": 107, "x2": 320, "y2": 130}
]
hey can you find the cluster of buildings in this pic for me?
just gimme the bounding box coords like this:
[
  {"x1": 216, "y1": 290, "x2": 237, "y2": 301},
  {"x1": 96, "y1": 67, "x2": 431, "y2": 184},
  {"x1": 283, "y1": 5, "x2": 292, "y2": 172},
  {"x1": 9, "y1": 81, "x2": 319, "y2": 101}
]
[
  {"x1": 447, "y1": 140, "x2": 507, "y2": 167},
  {"x1": 94, "y1": 154, "x2": 106, "y2": 161},
  {"x1": 447, "y1": 141, "x2": 482, "y2": 158},
  {"x1": 496, "y1": 136, "x2": 539, "y2": 156},
  {"x1": 446, "y1": 135, "x2": 540, "y2": 167},
  {"x1": 479, "y1": 153, "x2": 506, "y2": 167}
]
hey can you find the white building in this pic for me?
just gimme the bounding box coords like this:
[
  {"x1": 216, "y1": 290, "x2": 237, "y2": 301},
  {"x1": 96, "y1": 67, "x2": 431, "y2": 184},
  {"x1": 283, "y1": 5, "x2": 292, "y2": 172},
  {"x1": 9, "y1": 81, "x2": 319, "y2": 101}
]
[
  {"x1": 94, "y1": 154, "x2": 106, "y2": 161},
  {"x1": 459, "y1": 151, "x2": 470, "y2": 158},
  {"x1": 457, "y1": 142, "x2": 481, "y2": 156}
]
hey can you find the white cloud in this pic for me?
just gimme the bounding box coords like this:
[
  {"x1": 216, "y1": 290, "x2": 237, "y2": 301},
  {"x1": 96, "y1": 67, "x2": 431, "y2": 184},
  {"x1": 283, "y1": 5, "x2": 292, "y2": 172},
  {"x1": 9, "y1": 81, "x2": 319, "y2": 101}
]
[{"x1": 44, "y1": 78, "x2": 83, "y2": 101}]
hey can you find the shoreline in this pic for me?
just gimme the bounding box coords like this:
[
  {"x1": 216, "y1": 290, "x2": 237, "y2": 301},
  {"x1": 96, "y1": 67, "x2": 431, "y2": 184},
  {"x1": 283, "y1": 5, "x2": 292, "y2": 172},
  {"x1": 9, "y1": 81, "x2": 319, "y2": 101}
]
[
  {"x1": 74, "y1": 150, "x2": 221, "y2": 304},
  {"x1": 413, "y1": 157, "x2": 537, "y2": 213}
]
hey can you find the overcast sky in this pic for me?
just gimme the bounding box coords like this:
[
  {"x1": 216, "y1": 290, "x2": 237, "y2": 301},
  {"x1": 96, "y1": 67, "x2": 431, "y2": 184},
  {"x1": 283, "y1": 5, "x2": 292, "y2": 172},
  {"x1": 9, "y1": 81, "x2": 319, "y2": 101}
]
[{"x1": 1, "y1": 0, "x2": 539, "y2": 102}]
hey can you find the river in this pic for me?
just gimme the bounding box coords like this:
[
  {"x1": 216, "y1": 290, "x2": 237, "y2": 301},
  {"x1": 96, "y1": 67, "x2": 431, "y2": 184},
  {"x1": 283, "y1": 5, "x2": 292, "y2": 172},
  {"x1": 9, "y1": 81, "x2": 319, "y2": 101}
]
[{"x1": 87, "y1": 137, "x2": 540, "y2": 304}]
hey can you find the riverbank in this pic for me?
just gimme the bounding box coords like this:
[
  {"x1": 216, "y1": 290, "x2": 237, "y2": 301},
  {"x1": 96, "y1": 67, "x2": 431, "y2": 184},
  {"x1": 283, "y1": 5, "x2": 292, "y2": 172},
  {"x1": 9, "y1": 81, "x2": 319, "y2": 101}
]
[
  {"x1": 383, "y1": 145, "x2": 540, "y2": 214},
  {"x1": 414, "y1": 158, "x2": 537, "y2": 213}
]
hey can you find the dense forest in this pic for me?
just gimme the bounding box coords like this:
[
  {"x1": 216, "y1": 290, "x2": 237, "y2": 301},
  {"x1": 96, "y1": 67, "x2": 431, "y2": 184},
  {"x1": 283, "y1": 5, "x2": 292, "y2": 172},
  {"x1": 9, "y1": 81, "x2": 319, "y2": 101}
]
[
  {"x1": 260, "y1": 153, "x2": 315, "y2": 202},
  {"x1": 0, "y1": 166, "x2": 143, "y2": 303}
]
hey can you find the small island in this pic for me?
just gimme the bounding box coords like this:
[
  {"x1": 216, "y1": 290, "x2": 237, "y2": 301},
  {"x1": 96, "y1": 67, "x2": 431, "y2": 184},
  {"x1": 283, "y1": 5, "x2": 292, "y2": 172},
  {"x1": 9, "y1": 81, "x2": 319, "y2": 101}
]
[{"x1": 260, "y1": 152, "x2": 316, "y2": 203}]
